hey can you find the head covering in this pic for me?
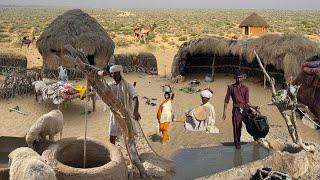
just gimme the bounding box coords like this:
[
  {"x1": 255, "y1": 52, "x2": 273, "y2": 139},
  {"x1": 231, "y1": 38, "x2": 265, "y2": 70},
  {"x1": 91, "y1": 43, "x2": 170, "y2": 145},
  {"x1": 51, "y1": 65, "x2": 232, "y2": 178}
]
[
  {"x1": 234, "y1": 69, "x2": 245, "y2": 77},
  {"x1": 200, "y1": 89, "x2": 213, "y2": 99},
  {"x1": 109, "y1": 65, "x2": 123, "y2": 73}
]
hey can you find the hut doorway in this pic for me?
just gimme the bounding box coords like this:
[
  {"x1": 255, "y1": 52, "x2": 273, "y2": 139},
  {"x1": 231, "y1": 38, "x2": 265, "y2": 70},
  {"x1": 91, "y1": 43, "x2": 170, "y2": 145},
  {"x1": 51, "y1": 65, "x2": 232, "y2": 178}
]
[
  {"x1": 245, "y1": 27, "x2": 249, "y2": 35},
  {"x1": 185, "y1": 53, "x2": 285, "y2": 83},
  {"x1": 185, "y1": 54, "x2": 215, "y2": 74},
  {"x1": 87, "y1": 54, "x2": 95, "y2": 65}
]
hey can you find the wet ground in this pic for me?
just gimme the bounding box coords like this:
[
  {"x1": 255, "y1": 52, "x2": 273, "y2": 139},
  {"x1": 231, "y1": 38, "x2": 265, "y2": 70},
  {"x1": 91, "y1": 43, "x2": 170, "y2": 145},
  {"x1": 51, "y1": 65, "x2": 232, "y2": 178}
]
[{"x1": 172, "y1": 143, "x2": 269, "y2": 180}]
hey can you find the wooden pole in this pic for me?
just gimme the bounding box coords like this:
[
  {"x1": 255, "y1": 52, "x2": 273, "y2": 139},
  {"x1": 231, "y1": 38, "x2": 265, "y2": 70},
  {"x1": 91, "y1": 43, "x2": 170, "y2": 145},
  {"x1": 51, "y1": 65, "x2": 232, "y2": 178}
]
[
  {"x1": 254, "y1": 50, "x2": 314, "y2": 152},
  {"x1": 264, "y1": 64, "x2": 266, "y2": 89},
  {"x1": 60, "y1": 45, "x2": 147, "y2": 178},
  {"x1": 211, "y1": 55, "x2": 215, "y2": 77}
]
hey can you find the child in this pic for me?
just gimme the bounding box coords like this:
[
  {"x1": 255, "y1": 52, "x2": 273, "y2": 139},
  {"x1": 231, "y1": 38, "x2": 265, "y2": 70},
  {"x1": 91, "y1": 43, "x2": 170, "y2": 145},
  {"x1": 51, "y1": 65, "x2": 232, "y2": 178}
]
[{"x1": 157, "y1": 91, "x2": 174, "y2": 144}]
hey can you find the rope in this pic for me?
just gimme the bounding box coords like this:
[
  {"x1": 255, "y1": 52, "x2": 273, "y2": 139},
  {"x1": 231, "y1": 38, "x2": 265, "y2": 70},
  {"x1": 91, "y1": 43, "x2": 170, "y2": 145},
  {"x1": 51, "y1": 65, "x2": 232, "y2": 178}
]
[{"x1": 83, "y1": 76, "x2": 88, "y2": 168}]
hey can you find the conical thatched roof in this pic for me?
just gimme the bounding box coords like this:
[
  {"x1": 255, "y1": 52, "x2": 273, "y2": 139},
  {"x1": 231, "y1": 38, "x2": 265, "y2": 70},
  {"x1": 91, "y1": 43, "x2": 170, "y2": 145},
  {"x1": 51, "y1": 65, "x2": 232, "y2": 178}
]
[
  {"x1": 172, "y1": 34, "x2": 318, "y2": 81},
  {"x1": 239, "y1": 13, "x2": 269, "y2": 28},
  {"x1": 36, "y1": 9, "x2": 115, "y2": 64}
]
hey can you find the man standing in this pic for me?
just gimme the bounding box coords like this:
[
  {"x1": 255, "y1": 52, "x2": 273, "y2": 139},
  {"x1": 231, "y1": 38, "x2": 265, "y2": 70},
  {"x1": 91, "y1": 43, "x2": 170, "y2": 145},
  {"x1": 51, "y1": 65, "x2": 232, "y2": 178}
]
[
  {"x1": 103, "y1": 65, "x2": 141, "y2": 144},
  {"x1": 223, "y1": 69, "x2": 257, "y2": 149}
]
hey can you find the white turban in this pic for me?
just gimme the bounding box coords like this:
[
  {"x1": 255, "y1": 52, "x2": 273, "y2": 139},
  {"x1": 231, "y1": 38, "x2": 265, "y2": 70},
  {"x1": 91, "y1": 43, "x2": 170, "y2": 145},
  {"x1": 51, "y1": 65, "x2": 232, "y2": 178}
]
[
  {"x1": 200, "y1": 89, "x2": 213, "y2": 99},
  {"x1": 109, "y1": 65, "x2": 123, "y2": 73}
]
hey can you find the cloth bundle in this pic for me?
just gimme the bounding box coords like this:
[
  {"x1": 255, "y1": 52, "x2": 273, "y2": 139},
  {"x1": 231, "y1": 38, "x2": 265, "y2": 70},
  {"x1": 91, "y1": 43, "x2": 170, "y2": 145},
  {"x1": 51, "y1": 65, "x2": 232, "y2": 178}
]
[
  {"x1": 35, "y1": 81, "x2": 87, "y2": 105},
  {"x1": 302, "y1": 60, "x2": 320, "y2": 76}
]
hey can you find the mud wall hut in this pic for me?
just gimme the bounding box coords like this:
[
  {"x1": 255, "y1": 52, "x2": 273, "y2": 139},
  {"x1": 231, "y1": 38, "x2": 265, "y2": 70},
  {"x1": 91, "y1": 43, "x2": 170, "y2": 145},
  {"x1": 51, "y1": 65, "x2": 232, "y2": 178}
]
[
  {"x1": 239, "y1": 13, "x2": 269, "y2": 36},
  {"x1": 110, "y1": 52, "x2": 158, "y2": 74},
  {"x1": 36, "y1": 9, "x2": 115, "y2": 78},
  {"x1": 171, "y1": 34, "x2": 318, "y2": 83}
]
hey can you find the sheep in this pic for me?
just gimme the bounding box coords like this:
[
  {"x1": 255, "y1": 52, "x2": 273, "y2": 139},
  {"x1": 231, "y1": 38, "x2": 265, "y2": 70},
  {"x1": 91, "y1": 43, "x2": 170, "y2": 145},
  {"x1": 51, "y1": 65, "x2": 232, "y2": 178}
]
[
  {"x1": 8, "y1": 147, "x2": 56, "y2": 180},
  {"x1": 26, "y1": 109, "x2": 64, "y2": 149}
]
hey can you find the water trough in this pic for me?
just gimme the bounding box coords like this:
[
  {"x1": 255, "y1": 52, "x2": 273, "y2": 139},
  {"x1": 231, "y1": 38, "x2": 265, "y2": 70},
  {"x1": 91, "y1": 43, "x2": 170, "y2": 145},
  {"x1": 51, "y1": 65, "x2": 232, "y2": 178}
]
[{"x1": 172, "y1": 143, "x2": 269, "y2": 180}]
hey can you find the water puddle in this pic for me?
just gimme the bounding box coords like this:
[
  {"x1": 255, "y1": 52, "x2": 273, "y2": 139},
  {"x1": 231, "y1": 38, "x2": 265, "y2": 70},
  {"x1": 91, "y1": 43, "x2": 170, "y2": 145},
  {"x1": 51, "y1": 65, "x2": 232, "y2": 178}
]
[{"x1": 172, "y1": 144, "x2": 269, "y2": 180}]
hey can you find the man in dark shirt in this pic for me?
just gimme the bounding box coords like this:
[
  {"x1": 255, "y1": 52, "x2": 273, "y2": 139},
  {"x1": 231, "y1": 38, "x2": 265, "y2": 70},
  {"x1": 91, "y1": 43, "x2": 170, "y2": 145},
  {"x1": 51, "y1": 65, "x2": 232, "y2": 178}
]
[{"x1": 223, "y1": 69, "x2": 257, "y2": 149}]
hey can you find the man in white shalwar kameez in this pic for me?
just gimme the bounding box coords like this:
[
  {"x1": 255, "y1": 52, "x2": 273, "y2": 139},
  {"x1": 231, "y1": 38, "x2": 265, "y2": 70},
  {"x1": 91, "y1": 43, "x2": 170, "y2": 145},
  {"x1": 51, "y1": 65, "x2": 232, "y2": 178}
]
[
  {"x1": 102, "y1": 65, "x2": 141, "y2": 144},
  {"x1": 185, "y1": 89, "x2": 219, "y2": 133}
]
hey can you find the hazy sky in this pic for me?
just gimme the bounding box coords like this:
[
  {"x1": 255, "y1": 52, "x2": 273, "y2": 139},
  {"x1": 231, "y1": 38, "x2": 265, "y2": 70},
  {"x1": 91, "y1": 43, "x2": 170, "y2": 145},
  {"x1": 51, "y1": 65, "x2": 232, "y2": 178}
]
[{"x1": 1, "y1": 0, "x2": 320, "y2": 10}]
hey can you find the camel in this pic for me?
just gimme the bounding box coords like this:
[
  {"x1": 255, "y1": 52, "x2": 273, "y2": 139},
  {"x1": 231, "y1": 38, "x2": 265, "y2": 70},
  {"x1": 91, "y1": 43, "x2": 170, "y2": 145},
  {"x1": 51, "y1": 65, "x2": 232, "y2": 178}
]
[
  {"x1": 134, "y1": 23, "x2": 157, "y2": 43},
  {"x1": 20, "y1": 36, "x2": 35, "y2": 48},
  {"x1": 294, "y1": 71, "x2": 320, "y2": 119}
]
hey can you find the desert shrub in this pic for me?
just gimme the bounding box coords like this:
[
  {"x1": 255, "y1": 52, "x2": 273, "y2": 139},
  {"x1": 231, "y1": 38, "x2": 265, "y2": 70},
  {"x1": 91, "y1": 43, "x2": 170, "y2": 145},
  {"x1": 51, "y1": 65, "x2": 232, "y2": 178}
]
[
  {"x1": 116, "y1": 37, "x2": 130, "y2": 47},
  {"x1": 178, "y1": 36, "x2": 188, "y2": 41},
  {"x1": 145, "y1": 32, "x2": 156, "y2": 42}
]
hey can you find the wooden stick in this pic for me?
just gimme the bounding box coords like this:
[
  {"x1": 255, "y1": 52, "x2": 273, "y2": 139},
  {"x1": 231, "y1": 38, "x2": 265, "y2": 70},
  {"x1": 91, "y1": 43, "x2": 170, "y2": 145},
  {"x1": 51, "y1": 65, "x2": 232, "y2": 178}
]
[
  {"x1": 254, "y1": 50, "x2": 314, "y2": 152},
  {"x1": 254, "y1": 50, "x2": 276, "y2": 96},
  {"x1": 8, "y1": 107, "x2": 28, "y2": 116},
  {"x1": 83, "y1": 76, "x2": 88, "y2": 168}
]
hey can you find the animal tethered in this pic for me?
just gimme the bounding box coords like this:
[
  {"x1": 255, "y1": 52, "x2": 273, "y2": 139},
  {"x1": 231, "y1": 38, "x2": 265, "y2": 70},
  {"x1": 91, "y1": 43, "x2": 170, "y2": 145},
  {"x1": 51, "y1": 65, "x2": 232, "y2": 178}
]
[
  {"x1": 20, "y1": 36, "x2": 35, "y2": 48},
  {"x1": 254, "y1": 50, "x2": 315, "y2": 152}
]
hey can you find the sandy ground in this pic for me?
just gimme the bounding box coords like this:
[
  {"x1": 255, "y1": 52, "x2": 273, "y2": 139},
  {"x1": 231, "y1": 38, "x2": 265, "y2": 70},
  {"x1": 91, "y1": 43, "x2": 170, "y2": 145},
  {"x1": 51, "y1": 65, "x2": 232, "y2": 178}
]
[
  {"x1": 1, "y1": 73, "x2": 319, "y2": 160},
  {"x1": 0, "y1": 43, "x2": 319, "y2": 161}
]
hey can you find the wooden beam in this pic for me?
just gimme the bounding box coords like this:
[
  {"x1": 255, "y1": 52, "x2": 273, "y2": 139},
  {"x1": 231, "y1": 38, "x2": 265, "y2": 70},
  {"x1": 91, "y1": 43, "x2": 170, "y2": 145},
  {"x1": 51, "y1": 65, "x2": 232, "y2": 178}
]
[{"x1": 264, "y1": 64, "x2": 267, "y2": 89}]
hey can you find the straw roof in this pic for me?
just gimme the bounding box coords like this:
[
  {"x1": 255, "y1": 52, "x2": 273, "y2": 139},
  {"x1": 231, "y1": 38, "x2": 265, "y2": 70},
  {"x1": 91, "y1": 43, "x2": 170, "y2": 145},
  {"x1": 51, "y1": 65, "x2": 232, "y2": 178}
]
[
  {"x1": 172, "y1": 34, "x2": 318, "y2": 80},
  {"x1": 36, "y1": 9, "x2": 115, "y2": 62},
  {"x1": 239, "y1": 13, "x2": 269, "y2": 28}
]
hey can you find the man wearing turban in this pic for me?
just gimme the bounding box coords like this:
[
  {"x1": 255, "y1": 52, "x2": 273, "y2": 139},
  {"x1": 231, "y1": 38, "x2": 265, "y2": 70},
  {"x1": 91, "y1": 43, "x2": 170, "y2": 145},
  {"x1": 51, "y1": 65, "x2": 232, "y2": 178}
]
[
  {"x1": 184, "y1": 89, "x2": 219, "y2": 133},
  {"x1": 102, "y1": 65, "x2": 141, "y2": 144}
]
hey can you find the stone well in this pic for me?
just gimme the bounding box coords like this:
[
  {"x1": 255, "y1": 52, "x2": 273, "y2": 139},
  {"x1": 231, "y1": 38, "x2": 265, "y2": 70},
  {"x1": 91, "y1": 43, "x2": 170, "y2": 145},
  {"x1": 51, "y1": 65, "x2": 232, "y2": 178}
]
[{"x1": 42, "y1": 137, "x2": 128, "y2": 180}]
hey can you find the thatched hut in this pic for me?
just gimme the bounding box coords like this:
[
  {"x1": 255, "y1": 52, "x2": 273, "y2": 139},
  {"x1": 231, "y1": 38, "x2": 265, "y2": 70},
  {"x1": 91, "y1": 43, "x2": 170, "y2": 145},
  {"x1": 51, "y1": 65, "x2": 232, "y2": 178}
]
[
  {"x1": 171, "y1": 34, "x2": 318, "y2": 83},
  {"x1": 239, "y1": 13, "x2": 269, "y2": 36},
  {"x1": 36, "y1": 9, "x2": 115, "y2": 78}
]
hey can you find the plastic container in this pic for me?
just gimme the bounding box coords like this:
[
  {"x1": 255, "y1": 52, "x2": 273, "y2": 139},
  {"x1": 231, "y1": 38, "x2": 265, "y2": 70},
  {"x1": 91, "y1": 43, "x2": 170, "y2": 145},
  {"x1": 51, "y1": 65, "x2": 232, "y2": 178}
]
[{"x1": 163, "y1": 85, "x2": 171, "y2": 93}]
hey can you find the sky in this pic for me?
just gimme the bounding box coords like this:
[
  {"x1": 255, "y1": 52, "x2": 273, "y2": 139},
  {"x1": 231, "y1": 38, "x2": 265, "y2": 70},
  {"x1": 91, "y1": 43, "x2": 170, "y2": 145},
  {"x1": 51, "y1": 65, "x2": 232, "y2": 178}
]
[{"x1": 0, "y1": 0, "x2": 320, "y2": 10}]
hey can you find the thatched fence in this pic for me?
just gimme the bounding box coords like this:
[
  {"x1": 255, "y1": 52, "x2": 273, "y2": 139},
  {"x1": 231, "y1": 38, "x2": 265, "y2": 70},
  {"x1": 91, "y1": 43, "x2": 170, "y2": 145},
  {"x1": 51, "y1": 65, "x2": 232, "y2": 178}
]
[
  {"x1": 0, "y1": 69, "x2": 41, "y2": 99},
  {"x1": 172, "y1": 34, "x2": 318, "y2": 82},
  {"x1": 0, "y1": 53, "x2": 27, "y2": 74},
  {"x1": 112, "y1": 52, "x2": 158, "y2": 74}
]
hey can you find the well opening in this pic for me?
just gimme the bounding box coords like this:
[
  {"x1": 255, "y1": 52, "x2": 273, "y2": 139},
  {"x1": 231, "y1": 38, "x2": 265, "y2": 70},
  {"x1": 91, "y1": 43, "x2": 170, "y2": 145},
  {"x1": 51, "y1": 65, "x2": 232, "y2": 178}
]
[{"x1": 56, "y1": 140, "x2": 111, "y2": 168}]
